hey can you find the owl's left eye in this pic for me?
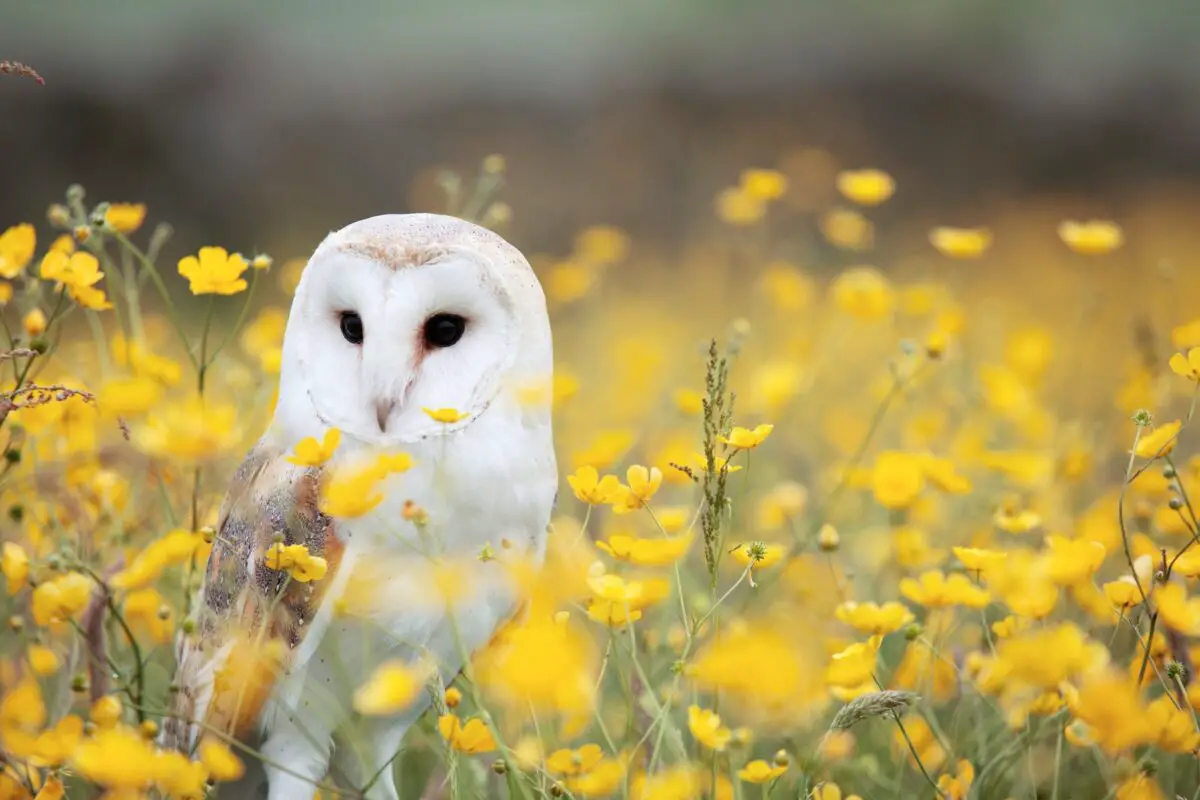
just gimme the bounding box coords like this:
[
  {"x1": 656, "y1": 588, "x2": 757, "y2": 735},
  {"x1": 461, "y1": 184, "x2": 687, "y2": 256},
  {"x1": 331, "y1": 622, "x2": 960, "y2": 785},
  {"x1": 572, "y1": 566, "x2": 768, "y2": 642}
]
[{"x1": 339, "y1": 311, "x2": 364, "y2": 345}]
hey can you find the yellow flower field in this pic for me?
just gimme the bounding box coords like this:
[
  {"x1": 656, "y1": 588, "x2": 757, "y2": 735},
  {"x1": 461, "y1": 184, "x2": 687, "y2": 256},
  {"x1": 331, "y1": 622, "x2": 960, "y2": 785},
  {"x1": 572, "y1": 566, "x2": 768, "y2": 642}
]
[{"x1": 3, "y1": 156, "x2": 1200, "y2": 800}]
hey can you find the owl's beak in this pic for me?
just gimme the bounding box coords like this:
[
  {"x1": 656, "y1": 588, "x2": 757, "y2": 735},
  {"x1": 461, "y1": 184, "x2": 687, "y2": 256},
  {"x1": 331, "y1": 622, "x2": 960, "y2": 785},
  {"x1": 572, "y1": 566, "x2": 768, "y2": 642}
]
[{"x1": 375, "y1": 398, "x2": 396, "y2": 433}]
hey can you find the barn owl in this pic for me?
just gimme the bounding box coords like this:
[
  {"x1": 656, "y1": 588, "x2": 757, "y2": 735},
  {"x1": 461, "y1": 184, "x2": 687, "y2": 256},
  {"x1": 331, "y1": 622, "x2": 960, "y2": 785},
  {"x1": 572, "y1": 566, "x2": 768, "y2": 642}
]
[{"x1": 162, "y1": 214, "x2": 557, "y2": 799}]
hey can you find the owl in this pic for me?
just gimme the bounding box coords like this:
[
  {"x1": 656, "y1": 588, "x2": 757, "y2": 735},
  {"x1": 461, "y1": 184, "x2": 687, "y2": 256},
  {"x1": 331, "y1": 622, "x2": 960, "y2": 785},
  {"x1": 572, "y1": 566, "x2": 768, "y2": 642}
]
[{"x1": 162, "y1": 214, "x2": 557, "y2": 799}]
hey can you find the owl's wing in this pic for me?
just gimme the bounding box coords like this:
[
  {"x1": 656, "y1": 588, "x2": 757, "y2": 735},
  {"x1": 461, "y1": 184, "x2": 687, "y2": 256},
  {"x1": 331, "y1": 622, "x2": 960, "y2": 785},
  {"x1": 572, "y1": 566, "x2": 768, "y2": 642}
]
[{"x1": 162, "y1": 441, "x2": 346, "y2": 752}]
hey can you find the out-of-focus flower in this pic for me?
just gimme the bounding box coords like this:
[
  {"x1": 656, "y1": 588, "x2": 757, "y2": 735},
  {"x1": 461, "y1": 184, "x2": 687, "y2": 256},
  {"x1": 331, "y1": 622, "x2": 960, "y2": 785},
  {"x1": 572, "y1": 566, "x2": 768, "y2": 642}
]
[
  {"x1": 177, "y1": 246, "x2": 249, "y2": 295},
  {"x1": 836, "y1": 169, "x2": 895, "y2": 206},
  {"x1": 353, "y1": 661, "x2": 427, "y2": 715},
  {"x1": 104, "y1": 203, "x2": 146, "y2": 233},
  {"x1": 597, "y1": 532, "x2": 692, "y2": 566},
  {"x1": 0, "y1": 223, "x2": 35, "y2": 278},
  {"x1": 438, "y1": 714, "x2": 497, "y2": 754},
  {"x1": 423, "y1": 407, "x2": 469, "y2": 423},
  {"x1": 287, "y1": 428, "x2": 341, "y2": 467},
  {"x1": 936, "y1": 760, "x2": 975, "y2": 800},
  {"x1": 688, "y1": 705, "x2": 732, "y2": 750},
  {"x1": 320, "y1": 453, "x2": 413, "y2": 518},
  {"x1": 821, "y1": 208, "x2": 874, "y2": 250},
  {"x1": 2, "y1": 542, "x2": 28, "y2": 595},
  {"x1": 872, "y1": 451, "x2": 925, "y2": 509},
  {"x1": 738, "y1": 760, "x2": 786, "y2": 784},
  {"x1": 135, "y1": 397, "x2": 241, "y2": 461},
  {"x1": 31, "y1": 571, "x2": 92, "y2": 627},
  {"x1": 929, "y1": 227, "x2": 991, "y2": 258},
  {"x1": 1134, "y1": 420, "x2": 1181, "y2": 459},
  {"x1": 720, "y1": 423, "x2": 773, "y2": 450},
  {"x1": 899, "y1": 571, "x2": 989, "y2": 609},
  {"x1": 831, "y1": 267, "x2": 893, "y2": 320},
  {"x1": 835, "y1": 601, "x2": 914, "y2": 635},
  {"x1": 715, "y1": 187, "x2": 766, "y2": 226},
  {"x1": 199, "y1": 737, "x2": 245, "y2": 782},
  {"x1": 23, "y1": 308, "x2": 47, "y2": 336},
  {"x1": 1169, "y1": 347, "x2": 1200, "y2": 381},
  {"x1": 1057, "y1": 220, "x2": 1123, "y2": 255}
]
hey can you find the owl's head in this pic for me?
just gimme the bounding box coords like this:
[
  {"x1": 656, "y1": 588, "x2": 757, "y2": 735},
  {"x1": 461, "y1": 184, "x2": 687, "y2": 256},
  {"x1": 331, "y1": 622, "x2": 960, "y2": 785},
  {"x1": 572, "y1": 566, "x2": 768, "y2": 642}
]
[{"x1": 276, "y1": 214, "x2": 551, "y2": 446}]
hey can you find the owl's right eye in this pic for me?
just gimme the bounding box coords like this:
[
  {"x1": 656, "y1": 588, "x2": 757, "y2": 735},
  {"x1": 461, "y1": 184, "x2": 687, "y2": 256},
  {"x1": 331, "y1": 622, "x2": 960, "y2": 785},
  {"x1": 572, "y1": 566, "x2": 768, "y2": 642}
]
[{"x1": 339, "y1": 311, "x2": 364, "y2": 345}]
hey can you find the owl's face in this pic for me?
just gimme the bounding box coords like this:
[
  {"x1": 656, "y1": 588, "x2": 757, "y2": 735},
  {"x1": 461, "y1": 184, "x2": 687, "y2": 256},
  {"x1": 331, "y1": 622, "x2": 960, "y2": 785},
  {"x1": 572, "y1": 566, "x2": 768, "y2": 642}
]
[{"x1": 278, "y1": 214, "x2": 551, "y2": 447}]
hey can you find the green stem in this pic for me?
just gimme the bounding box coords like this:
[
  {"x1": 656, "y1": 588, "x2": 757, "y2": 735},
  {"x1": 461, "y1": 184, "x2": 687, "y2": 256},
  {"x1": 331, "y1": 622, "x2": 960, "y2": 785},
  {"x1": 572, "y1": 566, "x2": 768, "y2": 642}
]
[{"x1": 111, "y1": 230, "x2": 199, "y2": 370}]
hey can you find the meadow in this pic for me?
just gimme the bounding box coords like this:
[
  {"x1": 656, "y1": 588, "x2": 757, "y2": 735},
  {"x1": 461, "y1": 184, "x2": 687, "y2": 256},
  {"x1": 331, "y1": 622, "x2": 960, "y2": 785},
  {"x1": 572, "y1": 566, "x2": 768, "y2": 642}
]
[{"x1": 2, "y1": 151, "x2": 1200, "y2": 800}]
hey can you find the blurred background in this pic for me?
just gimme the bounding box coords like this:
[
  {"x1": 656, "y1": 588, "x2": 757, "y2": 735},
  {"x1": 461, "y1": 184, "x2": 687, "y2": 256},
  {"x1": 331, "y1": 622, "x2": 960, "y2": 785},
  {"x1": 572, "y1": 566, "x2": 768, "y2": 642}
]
[{"x1": 7, "y1": 0, "x2": 1200, "y2": 262}]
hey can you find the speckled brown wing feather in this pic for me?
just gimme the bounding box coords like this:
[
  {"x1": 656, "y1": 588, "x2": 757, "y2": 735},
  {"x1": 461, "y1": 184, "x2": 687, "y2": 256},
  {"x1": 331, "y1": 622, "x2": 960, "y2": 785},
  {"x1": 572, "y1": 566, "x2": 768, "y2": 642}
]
[{"x1": 162, "y1": 442, "x2": 345, "y2": 752}]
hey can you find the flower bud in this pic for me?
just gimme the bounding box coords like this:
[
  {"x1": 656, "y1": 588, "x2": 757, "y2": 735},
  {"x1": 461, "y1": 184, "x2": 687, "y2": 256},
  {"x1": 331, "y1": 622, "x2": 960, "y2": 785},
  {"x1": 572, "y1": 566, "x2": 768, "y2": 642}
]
[
  {"x1": 47, "y1": 204, "x2": 70, "y2": 227},
  {"x1": 22, "y1": 309, "x2": 46, "y2": 337},
  {"x1": 818, "y1": 524, "x2": 840, "y2": 552}
]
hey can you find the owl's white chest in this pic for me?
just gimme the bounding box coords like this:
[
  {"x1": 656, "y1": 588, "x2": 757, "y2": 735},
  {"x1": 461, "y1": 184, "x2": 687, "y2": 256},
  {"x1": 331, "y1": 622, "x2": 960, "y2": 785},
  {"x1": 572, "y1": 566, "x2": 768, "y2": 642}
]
[{"x1": 269, "y1": 404, "x2": 556, "y2": 727}]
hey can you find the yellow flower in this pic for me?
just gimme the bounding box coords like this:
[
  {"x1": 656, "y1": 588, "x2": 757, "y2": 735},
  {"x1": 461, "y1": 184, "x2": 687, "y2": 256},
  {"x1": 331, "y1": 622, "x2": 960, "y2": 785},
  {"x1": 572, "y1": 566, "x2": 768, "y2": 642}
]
[
  {"x1": 104, "y1": 202, "x2": 147, "y2": 233},
  {"x1": 899, "y1": 570, "x2": 989, "y2": 609},
  {"x1": 834, "y1": 601, "x2": 914, "y2": 635},
  {"x1": 1043, "y1": 535, "x2": 1106, "y2": 586},
  {"x1": 740, "y1": 168, "x2": 789, "y2": 201},
  {"x1": 672, "y1": 387, "x2": 704, "y2": 415},
  {"x1": 27, "y1": 644, "x2": 59, "y2": 676},
  {"x1": 951, "y1": 546, "x2": 1006, "y2": 575},
  {"x1": 0, "y1": 281, "x2": 11, "y2": 305},
  {"x1": 611, "y1": 465, "x2": 662, "y2": 513},
  {"x1": 936, "y1": 760, "x2": 975, "y2": 800},
  {"x1": 1133, "y1": 420, "x2": 1181, "y2": 459},
  {"x1": 39, "y1": 250, "x2": 113, "y2": 309},
  {"x1": 737, "y1": 759, "x2": 785, "y2": 784},
  {"x1": 836, "y1": 168, "x2": 895, "y2": 206},
  {"x1": 0, "y1": 223, "x2": 35, "y2": 279},
  {"x1": 824, "y1": 637, "x2": 881, "y2": 689},
  {"x1": 111, "y1": 528, "x2": 204, "y2": 590},
  {"x1": 287, "y1": 428, "x2": 341, "y2": 467},
  {"x1": 199, "y1": 737, "x2": 245, "y2": 781},
  {"x1": 1102, "y1": 577, "x2": 1144, "y2": 611},
  {"x1": 134, "y1": 397, "x2": 241, "y2": 460},
  {"x1": 811, "y1": 782, "x2": 863, "y2": 800},
  {"x1": 872, "y1": 451, "x2": 925, "y2": 509},
  {"x1": 438, "y1": 714, "x2": 497, "y2": 754},
  {"x1": 719, "y1": 423, "x2": 773, "y2": 449},
  {"x1": 1115, "y1": 773, "x2": 1165, "y2": 800},
  {"x1": 990, "y1": 623, "x2": 1108, "y2": 690},
  {"x1": 353, "y1": 660, "x2": 427, "y2": 715},
  {"x1": 597, "y1": 532, "x2": 692, "y2": 566},
  {"x1": 0, "y1": 676, "x2": 45, "y2": 758},
  {"x1": 574, "y1": 225, "x2": 629, "y2": 264},
  {"x1": 31, "y1": 571, "x2": 93, "y2": 626},
  {"x1": 546, "y1": 743, "x2": 604, "y2": 776},
  {"x1": 423, "y1": 407, "x2": 469, "y2": 423},
  {"x1": 687, "y1": 705, "x2": 732, "y2": 750},
  {"x1": 567, "y1": 465, "x2": 622, "y2": 504},
  {"x1": 177, "y1": 245, "x2": 249, "y2": 295},
  {"x1": 715, "y1": 187, "x2": 765, "y2": 226},
  {"x1": 546, "y1": 261, "x2": 596, "y2": 305},
  {"x1": 1152, "y1": 583, "x2": 1200, "y2": 635},
  {"x1": 929, "y1": 227, "x2": 991, "y2": 258},
  {"x1": 23, "y1": 308, "x2": 47, "y2": 336},
  {"x1": 2, "y1": 542, "x2": 29, "y2": 595},
  {"x1": 1169, "y1": 347, "x2": 1200, "y2": 380},
  {"x1": 1057, "y1": 219, "x2": 1123, "y2": 255},
  {"x1": 98, "y1": 375, "x2": 163, "y2": 417},
  {"x1": 71, "y1": 725, "x2": 160, "y2": 789},
  {"x1": 264, "y1": 543, "x2": 329, "y2": 583},
  {"x1": 831, "y1": 267, "x2": 893, "y2": 320},
  {"x1": 1074, "y1": 671, "x2": 1155, "y2": 753},
  {"x1": 566, "y1": 756, "x2": 625, "y2": 797},
  {"x1": 90, "y1": 695, "x2": 123, "y2": 728},
  {"x1": 892, "y1": 713, "x2": 945, "y2": 772},
  {"x1": 821, "y1": 208, "x2": 874, "y2": 250},
  {"x1": 920, "y1": 455, "x2": 972, "y2": 494},
  {"x1": 124, "y1": 587, "x2": 175, "y2": 643},
  {"x1": 320, "y1": 453, "x2": 413, "y2": 518},
  {"x1": 758, "y1": 261, "x2": 813, "y2": 311}
]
